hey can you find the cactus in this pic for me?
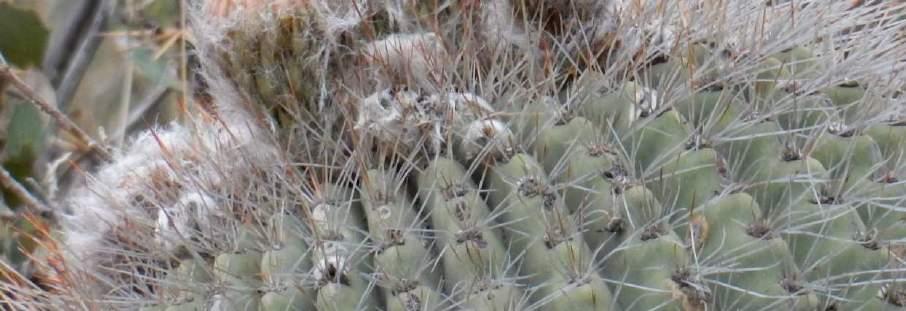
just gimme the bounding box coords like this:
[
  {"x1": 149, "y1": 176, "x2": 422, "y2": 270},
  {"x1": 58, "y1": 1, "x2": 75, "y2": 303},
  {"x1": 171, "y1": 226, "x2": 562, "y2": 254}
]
[{"x1": 6, "y1": 1, "x2": 906, "y2": 310}]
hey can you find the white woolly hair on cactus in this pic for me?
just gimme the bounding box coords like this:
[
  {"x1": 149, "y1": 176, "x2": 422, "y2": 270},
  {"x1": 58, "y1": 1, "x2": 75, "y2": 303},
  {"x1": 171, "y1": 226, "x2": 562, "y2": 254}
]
[
  {"x1": 461, "y1": 118, "x2": 516, "y2": 161},
  {"x1": 481, "y1": 0, "x2": 535, "y2": 51},
  {"x1": 362, "y1": 32, "x2": 449, "y2": 90},
  {"x1": 56, "y1": 109, "x2": 279, "y2": 296},
  {"x1": 154, "y1": 192, "x2": 218, "y2": 252},
  {"x1": 308, "y1": 0, "x2": 373, "y2": 36},
  {"x1": 354, "y1": 85, "x2": 502, "y2": 158}
]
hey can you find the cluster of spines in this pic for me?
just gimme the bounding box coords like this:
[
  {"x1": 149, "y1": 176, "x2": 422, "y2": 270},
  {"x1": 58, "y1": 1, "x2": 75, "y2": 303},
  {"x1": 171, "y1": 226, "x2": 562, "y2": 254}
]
[{"x1": 144, "y1": 72, "x2": 906, "y2": 310}]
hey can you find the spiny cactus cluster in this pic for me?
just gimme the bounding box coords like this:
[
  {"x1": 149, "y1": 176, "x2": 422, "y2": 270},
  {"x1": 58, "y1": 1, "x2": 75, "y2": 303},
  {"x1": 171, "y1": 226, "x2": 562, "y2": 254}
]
[{"x1": 9, "y1": 0, "x2": 906, "y2": 310}]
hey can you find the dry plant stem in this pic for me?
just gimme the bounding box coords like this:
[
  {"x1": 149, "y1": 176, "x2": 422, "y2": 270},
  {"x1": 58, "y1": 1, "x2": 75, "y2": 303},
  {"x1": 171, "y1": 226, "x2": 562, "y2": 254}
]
[
  {"x1": 0, "y1": 166, "x2": 52, "y2": 214},
  {"x1": 0, "y1": 65, "x2": 113, "y2": 162},
  {"x1": 43, "y1": 0, "x2": 113, "y2": 111}
]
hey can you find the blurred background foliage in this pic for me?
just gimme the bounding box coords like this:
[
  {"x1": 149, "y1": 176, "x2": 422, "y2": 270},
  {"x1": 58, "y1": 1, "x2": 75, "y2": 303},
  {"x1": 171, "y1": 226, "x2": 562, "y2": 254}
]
[{"x1": 0, "y1": 0, "x2": 186, "y2": 276}]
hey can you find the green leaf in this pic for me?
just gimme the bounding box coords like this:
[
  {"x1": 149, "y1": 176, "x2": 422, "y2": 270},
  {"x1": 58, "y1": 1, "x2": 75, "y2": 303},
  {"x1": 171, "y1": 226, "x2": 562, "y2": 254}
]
[
  {"x1": 2, "y1": 101, "x2": 45, "y2": 208},
  {"x1": 143, "y1": 0, "x2": 181, "y2": 27},
  {"x1": 5, "y1": 101, "x2": 46, "y2": 162},
  {"x1": 130, "y1": 47, "x2": 180, "y2": 88},
  {"x1": 0, "y1": 3, "x2": 49, "y2": 68}
]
